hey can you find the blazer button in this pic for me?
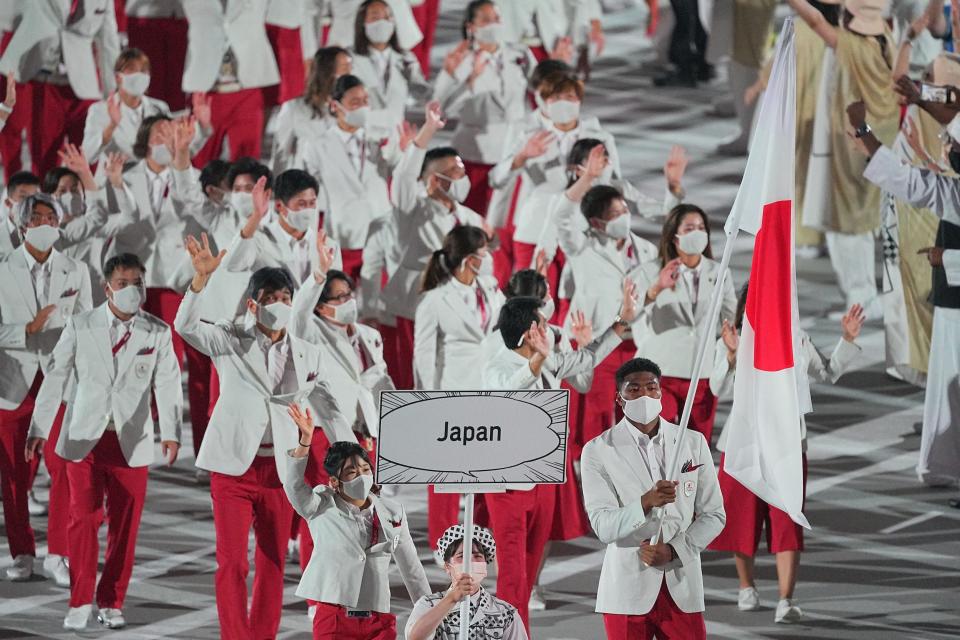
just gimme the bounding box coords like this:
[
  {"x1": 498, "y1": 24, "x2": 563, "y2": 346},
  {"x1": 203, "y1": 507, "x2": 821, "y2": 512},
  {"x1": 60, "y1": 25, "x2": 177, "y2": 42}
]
[{"x1": 359, "y1": 554, "x2": 365, "y2": 560}]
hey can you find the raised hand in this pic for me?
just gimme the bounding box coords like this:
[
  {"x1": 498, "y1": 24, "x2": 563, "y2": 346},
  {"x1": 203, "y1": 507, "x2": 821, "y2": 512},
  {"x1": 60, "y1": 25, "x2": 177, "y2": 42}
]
[
  {"x1": 104, "y1": 152, "x2": 127, "y2": 189},
  {"x1": 619, "y1": 278, "x2": 639, "y2": 324},
  {"x1": 424, "y1": 99, "x2": 445, "y2": 131},
  {"x1": 570, "y1": 310, "x2": 593, "y2": 347},
  {"x1": 445, "y1": 574, "x2": 475, "y2": 604},
  {"x1": 656, "y1": 258, "x2": 681, "y2": 291},
  {"x1": 316, "y1": 229, "x2": 336, "y2": 276},
  {"x1": 721, "y1": 318, "x2": 739, "y2": 353},
  {"x1": 583, "y1": 143, "x2": 607, "y2": 179},
  {"x1": 251, "y1": 175, "x2": 271, "y2": 221},
  {"x1": 173, "y1": 116, "x2": 197, "y2": 154},
  {"x1": 107, "y1": 91, "x2": 122, "y2": 126},
  {"x1": 535, "y1": 248, "x2": 548, "y2": 276},
  {"x1": 191, "y1": 92, "x2": 213, "y2": 130},
  {"x1": 549, "y1": 36, "x2": 574, "y2": 63},
  {"x1": 26, "y1": 305, "x2": 58, "y2": 335},
  {"x1": 663, "y1": 145, "x2": 688, "y2": 194},
  {"x1": 840, "y1": 303, "x2": 865, "y2": 342},
  {"x1": 589, "y1": 21, "x2": 606, "y2": 56},
  {"x1": 522, "y1": 130, "x2": 555, "y2": 162},
  {"x1": 185, "y1": 233, "x2": 226, "y2": 277},
  {"x1": 57, "y1": 143, "x2": 96, "y2": 190},
  {"x1": 397, "y1": 120, "x2": 418, "y2": 152},
  {"x1": 287, "y1": 404, "x2": 316, "y2": 446},
  {"x1": 524, "y1": 321, "x2": 551, "y2": 358},
  {"x1": 3, "y1": 72, "x2": 16, "y2": 112},
  {"x1": 443, "y1": 40, "x2": 470, "y2": 76}
]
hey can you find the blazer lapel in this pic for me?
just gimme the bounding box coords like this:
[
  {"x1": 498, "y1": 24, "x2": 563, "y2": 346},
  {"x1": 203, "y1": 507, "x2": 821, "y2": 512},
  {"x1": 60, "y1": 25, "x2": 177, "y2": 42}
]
[
  {"x1": 126, "y1": 167, "x2": 153, "y2": 220},
  {"x1": 90, "y1": 305, "x2": 115, "y2": 378},
  {"x1": 610, "y1": 421, "x2": 655, "y2": 490},
  {"x1": 290, "y1": 337, "x2": 312, "y2": 391},
  {"x1": 594, "y1": 236, "x2": 627, "y2": 276},
  {"x1": 115, "y1": 315, "x2": 150, "y2": 381},
  {"x1": 236, "y1": 330, "x2": 273, "y2": 396},
  {"x1": 10, "y1": 254, "x2": 38, "y2": 314},
  {"x1": 326, "y1": 130, "x2": 365, "y2": 193},
  {"x1": 660, "y1": 270, "x2": 696, "y2": 326},
  {"x1": 47, "y1": 253, "x2": 69, "y2": 304},
  {"x1": 441, "y1": 284, "x2": 485, "y2": 341},
  {"x1": 693, "y1": 261, "x2": 718, "y2": 324}
]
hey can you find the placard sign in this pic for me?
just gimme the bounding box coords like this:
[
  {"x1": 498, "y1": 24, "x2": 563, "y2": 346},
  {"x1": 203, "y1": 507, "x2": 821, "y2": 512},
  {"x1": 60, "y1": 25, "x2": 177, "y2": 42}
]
[{"x1": 375, "y1": 390, "x2": 569, "y2": 485}]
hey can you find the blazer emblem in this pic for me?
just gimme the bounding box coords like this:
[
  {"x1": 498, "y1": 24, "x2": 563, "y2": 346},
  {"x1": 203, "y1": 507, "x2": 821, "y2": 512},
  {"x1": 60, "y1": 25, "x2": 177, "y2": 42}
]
[
  {"x1": 681, "y1": 460, "x2": 703, "y2": 474},
  {"x1": 137, "y1": 347, "x2": 155, "y2": 356},
  {"x1": 61, "y1": 288, "x2": 78, "y2": 298}
]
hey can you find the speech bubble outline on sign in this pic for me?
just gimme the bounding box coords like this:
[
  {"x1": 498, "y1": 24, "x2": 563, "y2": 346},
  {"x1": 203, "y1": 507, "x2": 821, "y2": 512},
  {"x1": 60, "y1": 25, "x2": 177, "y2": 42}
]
[{"x1": 375, "y1": 390, "x2": 569, "y2": 486}]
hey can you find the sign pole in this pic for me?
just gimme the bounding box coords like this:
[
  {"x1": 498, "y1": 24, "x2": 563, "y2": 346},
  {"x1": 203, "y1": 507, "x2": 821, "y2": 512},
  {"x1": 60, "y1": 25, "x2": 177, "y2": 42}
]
[{"x1": 459, "y1": 493, "x2": 475, "y2": 640}]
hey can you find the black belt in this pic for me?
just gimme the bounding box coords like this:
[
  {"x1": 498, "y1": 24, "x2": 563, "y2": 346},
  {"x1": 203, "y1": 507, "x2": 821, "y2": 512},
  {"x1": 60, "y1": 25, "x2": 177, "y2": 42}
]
[{"x1": 346, "y1": 610, "x2": 372, "y2": 619}]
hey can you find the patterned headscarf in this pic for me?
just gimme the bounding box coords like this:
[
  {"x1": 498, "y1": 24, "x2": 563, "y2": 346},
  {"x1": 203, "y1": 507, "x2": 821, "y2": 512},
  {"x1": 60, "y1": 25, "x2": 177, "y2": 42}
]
[{"x1": 436, "y1": 525, "x2": 496, "y2": 564}]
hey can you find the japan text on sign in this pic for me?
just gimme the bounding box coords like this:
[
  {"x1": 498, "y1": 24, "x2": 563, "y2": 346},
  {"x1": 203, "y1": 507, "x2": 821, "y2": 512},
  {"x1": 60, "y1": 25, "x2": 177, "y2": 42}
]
[{"x1": 375, "y1": 390, "x2": 569, "y2": 485}]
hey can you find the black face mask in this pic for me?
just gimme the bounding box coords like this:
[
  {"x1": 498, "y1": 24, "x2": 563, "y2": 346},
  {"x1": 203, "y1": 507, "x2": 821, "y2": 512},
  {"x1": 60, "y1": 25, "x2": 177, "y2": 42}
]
[{"x1": 949, "y1": 148, "x2": 960, "y2": 175}]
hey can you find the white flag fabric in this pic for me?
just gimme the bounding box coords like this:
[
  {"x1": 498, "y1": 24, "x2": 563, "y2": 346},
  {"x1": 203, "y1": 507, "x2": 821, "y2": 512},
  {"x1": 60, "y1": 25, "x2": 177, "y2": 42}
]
[{"x1": 722, "y1": 18, "x2": 811, "y2": 528}]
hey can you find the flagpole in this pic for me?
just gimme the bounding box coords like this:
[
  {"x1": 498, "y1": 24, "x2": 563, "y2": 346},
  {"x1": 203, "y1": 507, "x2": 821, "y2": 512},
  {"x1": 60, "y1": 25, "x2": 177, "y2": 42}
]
[{"x1": 459, "y1": 492, "x2": 475, "y2": 640}]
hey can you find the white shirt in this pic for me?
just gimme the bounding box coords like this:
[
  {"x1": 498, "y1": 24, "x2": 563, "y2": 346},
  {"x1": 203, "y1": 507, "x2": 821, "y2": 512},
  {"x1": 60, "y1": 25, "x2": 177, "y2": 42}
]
[
  {"x1": 254, "y1": 330, "x2": 298, "y2": 451},
  {"x1": 146, "y1": 165, "x2": 171, "y2": 214},
  {"x1": 263, "y1": 213, "x2": 311, "y2": 282},
  {"x1": 340, "y1": 496, "x2": 376, "y2": 547},
  {"x1": 22, "y1": 246, "x2": 53, "y2": 307},
  {"x1": 624, "y1": 420, "x2": 665, "y2": 482},
  {"x1": 679, "y1": 258, "x2": 704, "y2": 307},
  {"x1": 550, "y1": 121, "x2": 581, "y2": 163},
  {"x1": 334, "y1": 125, "x2": 365, "y2": 175},
  {"x1": 450, "y1": 278, "x2": 490, "y2": 331},
  {"x1": 369, "y1": 47, "x2": 391, "y2": 88}
]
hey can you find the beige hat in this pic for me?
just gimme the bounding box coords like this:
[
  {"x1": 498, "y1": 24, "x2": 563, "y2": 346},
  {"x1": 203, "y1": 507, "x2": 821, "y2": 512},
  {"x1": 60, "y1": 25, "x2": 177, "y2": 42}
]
[
  {"x1": 932, "y1": 53, "x2": 960, "y2": 87},
  {"x1": 844, "y1": 0, "x2": 889, "y2": 36}
]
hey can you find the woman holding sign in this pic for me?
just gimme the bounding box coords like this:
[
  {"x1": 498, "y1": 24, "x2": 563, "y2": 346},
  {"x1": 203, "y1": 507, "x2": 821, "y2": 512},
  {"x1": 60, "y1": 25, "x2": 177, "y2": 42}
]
[
  {"x1": 405, "y1": 525, "x2": 528, "y2": 640},
  {"x1": 414, "y1": 225, "x2": 505, "y2": 558}
]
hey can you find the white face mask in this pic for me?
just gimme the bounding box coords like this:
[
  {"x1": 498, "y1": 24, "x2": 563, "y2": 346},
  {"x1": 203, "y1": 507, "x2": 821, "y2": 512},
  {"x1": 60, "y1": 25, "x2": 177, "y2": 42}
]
[
  {"x1": 622, "y1": 395, "x2": 662, "y2": 425},
  {"x1": 108, "y1": 283, "x2": 145, "y2": 315},
  {"x1": 436, "y1": 173, "x2": 471, "y2": 203},
  {"x1": 23, "y1": 225, "x2": 60, "y2": 252},
  {"x1": 339, "y1": 103, "x2": 369, "y2": 129},
  {"x1": 340, "y1": 473, "x2": 374, "y2": 501},
  {"x1": 284, "y1": 206, "x2": 316, "y2": 232},
  {"x1": 329, "y1": 297, "x2": 358, "y2": 325},
  {"x1": 466, "y1": 252, "x2": 493, "y2": 277},
  {"x1": 121, "y1": 72, "x2": 151, "y2": 97},
  {"x1": 256, "y1": 301, "x2": 292, "y2": 331},
  {"x1": 546, "y1": 99, "x2": 581, "y2": 125},
  {"x1": 604, "y1": 213, "x2": 630, "y2": 240},
  {"x1": 677, "y1": 229, "x2": 709, "y2": 255},
  {"x1": 364, "y1": 19, "x2": 395, "y2": 44},
  {"x1": 540, "y1": 296, "x2": 556, "y2": 321},
  {"x1": 150, "y1": 143, "x2": 172, "y2": 166},
  {"x1": 474, "y1": 23, "x2": 503, "y2": 45},
  {"x1": 58, "y1": 192, "x2": 85, "y2": 217},
  {"x1": 450, "y1": 559, "x2": 489, "y2": 584},
  {"x1": 231, "y1": 191, "x2": 255, "y2": 217}
]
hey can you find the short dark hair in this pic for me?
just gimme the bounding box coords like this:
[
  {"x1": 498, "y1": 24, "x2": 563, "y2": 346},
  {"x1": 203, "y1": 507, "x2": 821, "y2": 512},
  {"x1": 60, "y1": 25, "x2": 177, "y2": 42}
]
[
  {"x1": 227, "y1": 157, "x2": 273, "y2": 191},
  {"x1": 273, "y1": 169, "x2": 319, "y2": 204},
  {"x1": 41, "y1": 167, "x2": 80, "y2": 194},
  {"x1": 615, "y1": 358, "x2": 662, "y2": 389},
  {"x1": 319, "y1": 269, "x2": 354, "y2": 304},
  {"x1": 462, "y1": 0, "x2": 495, "y2": 39},
  {"x1": 581, "y1": 185, "x2": 623, "y2": 221},
  {"x1": 200, "y1": 159, "x2": 232, "y2": 193},
  {"x1": 6, "y1": 171, "x2": 40, "y2": 193},
  {"x1": 323, "y1": 441, "x2": 371, "y2": 478},
  {"x1": 531, "y1": 59, "x2": 573, "y2": 90},
  {"x1": 567, "y1": 138, "x2": 604, "y2": 170},
  {"x1": 114, "y1": 46, "x2": 149, "y2": 73},
  {"x1": 497, "y1": 296, "x2": 543, "y2": 350},
  {"x1": 504, "y1": 269, "x2": 548, "y2": 300},
  {"x1": 331, "y1": 74, "x2": 365, "y2": 103},
  {"x1": 244, "y1": 267, "x2": 296, "y2": 303},
  {"x1": 420, "y1": 146, "x2": 459, "y2": 179},
  {"x1": 132, "y1": 114, "x2": 172, "y2": 160},
  {"x1": 103, "y1": 253, "x2": 146, "y2": 280}
]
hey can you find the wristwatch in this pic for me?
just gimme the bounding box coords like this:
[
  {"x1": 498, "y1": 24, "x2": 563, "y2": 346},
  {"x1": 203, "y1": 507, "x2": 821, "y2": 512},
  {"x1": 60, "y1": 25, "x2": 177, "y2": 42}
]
[
  {"x1": 854, "y1": 123, "x2": 872, "y2": 139},
  {"x1": 613, "y1": 314, "x2": 630, "y2": 328}
]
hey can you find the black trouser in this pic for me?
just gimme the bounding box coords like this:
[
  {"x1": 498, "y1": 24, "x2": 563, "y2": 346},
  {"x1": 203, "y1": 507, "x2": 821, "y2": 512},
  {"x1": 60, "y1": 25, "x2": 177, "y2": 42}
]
[{"x1": 668, "y1": 0, "x2": 708, "y2": 76}]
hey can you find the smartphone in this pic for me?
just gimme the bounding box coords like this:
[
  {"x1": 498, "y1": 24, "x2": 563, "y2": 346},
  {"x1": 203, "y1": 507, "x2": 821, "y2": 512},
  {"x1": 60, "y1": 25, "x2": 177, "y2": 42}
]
[{"x1": 920, "y1": 82, "x2": 953, "y2": 103}]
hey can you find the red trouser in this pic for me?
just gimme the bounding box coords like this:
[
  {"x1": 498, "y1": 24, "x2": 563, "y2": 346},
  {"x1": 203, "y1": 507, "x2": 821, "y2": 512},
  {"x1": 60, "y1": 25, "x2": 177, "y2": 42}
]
[
  {"x1": 28, "y1": 82, "x2": 95, "y2": 177},
  {"x1": 512, "y1": 241, "x2": 566, "y2": 323},
  {"x1": 462, "y1": 160, "x2": 495, "y2": 218},
  {"x1": 66, "y1": 431, "x2": 148, "y2": 608},
  {"x1": 603, "y1": 581, "x2": 705, "y2": 640},
  {"x1": 264, "y1": 25, "x2": 305, "y2": 107},
  {"x1": 211, "y1": 456, "x2": 293, "y2": 640},
  {"x1": 580, "y1": 340, "x2": 635, "y2": 453},
  {"x1": 313, "y1": 603, "x2": 396, "y2": 640},
  {"x1": 391, "y1": 316, "x2": 415, "y2": 391},
  {"x1": 144, "y1": 287, "x2": 211, "y2": 453},
  {"x1": 193, "y1": 89, "x2": 266, "y2": 167},
  {"x1": 485, "y1": 486, "x2": 555, "y2": 632},
  {"x1": 377, "y1": 322, "x2": 401, "y2": 389},
  {"x1": 340, "y1": 247, "x2": 364, "y2": 286},
  {"x1": 409, "y1": 0, "x2": 441, "y2": 77},
  {"x1": 658, "y1": 376, "x2": 718, "y2": 445},
  {"x1": 125, "y1": 16, "x2": 189, "y2": 111},
  {"x1": 428, "y1": 487, "x2": 460, "y2": 551},
  {"x1": 708, "y1": 453, "x2": 808, "y2": 556},
  {"x1": 0, "y1": 376, "x2": 68, "y2": 558}
]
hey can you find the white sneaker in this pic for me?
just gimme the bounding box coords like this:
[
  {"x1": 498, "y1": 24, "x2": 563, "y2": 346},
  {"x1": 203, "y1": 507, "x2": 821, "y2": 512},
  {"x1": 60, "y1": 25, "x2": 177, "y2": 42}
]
[
  {"x1": 775, "y1": 598, "x2": 803, "y2": 623},
  {"x1": 307, "y1": 605, "x2": 317, "y2": 620},
  {"x1": 63, "y1": 604, "x2": 92, "y2": 630},
  {"x1": 97, "y1": 607, "x2": 126, "y2": 629},
  {"x1": 528, "y1": 586, "x2": 547, "y2": 611},
  {"x1": 5, "y1": 554, "x2": 34, "y2": 581},
  {"x1": 27, "y1": 491, "x2": 48, "y2": 516},
  {"x1": 43, "y1": 555, "x2": 70, "y2": 587},
  {"x1": 738, "y1": 587, "x2": 761, "y2": 611}
]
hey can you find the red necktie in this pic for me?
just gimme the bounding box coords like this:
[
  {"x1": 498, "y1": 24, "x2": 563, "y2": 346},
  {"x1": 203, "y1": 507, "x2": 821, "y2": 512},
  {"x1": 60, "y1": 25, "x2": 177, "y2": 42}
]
[
  {"x1": 476, "y1": 286, "x2": 488, "y2": 330},
  {"x1": 369, "y1": 510, "x2": 380, "y2": 547},
  {"x1": 68, "y1": 0, "x2": 81, "y2": 22},
  {"x1": 112, "y1": 328, "x2": 132, "y2": 356}
]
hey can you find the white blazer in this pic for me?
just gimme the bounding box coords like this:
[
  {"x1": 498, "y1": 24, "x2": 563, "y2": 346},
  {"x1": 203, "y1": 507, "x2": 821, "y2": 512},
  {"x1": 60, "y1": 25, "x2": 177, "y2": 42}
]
[
  {"x1": 174, "y1": 289, "x2": 356, "y2": 479},
  {"x1": 359, "y1": 215, "x2": 401, "y2": 323},
  {"x1": 432, "y1": 43, "x2": 536, "y2": 164},
  {"x1": 219, "y1": 222, "x2": 343, "y2": 288},
  {"x1": 413, "y1": 276, "x2": 505, "y2": 390},
  {"x1": 350, "y1": 47, "x2": 430, "y2": 139},
  {"x1": 630, "y1": 257, "x2": 737, "y2": 380},
  {"x1": 292, "y1": 274, "x2": 395, "y2": 438},
  {"x1": 180, "y1": 0, "x2": 280, "y2": 92},
  {"x1": 490, "y1": 113, "x2": 621, "y2": 244},
  {"x1": 271, "y1": 98, "x2": 333, "y2": 173},
  {"x1": 326, "y1": 0, "x2": 423, "y2": 51},
  {"x1": 500, "y1": 0, "x2": 601, "y2": 49},
  {"x1": 380, "y1": 145, "x2": 486, "y2": 321},
  {"x1": 581, "y1": 418, "x2": 725, "y2": 615},
  {"x1": 554, "y1": 195, "x2": 657, "y2": 334},
  {"x1": 29, "y1": 304, "x2": 182, "y2": 467},
  {"x1": 283, "y1": 452, "x2": 430, "y2": 611},
  {"x1": 0, "y1": 0, "x2": 120, "y2": 100},
  {"x1": 0, "y1": 248, "x2": 93, "y2": 410},
  {"x1": 301, "y1": 125, "x2": 397, "y2": 250}
]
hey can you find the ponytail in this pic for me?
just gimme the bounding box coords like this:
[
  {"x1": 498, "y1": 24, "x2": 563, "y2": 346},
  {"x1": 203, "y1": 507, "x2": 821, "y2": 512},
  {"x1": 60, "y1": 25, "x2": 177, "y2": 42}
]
[
  {"x1": 419, "y1": 226, "x2": 489, "y2": 293},
  {"x1": 420, "y1": 249, "x2": 452, "y2": 293}
]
